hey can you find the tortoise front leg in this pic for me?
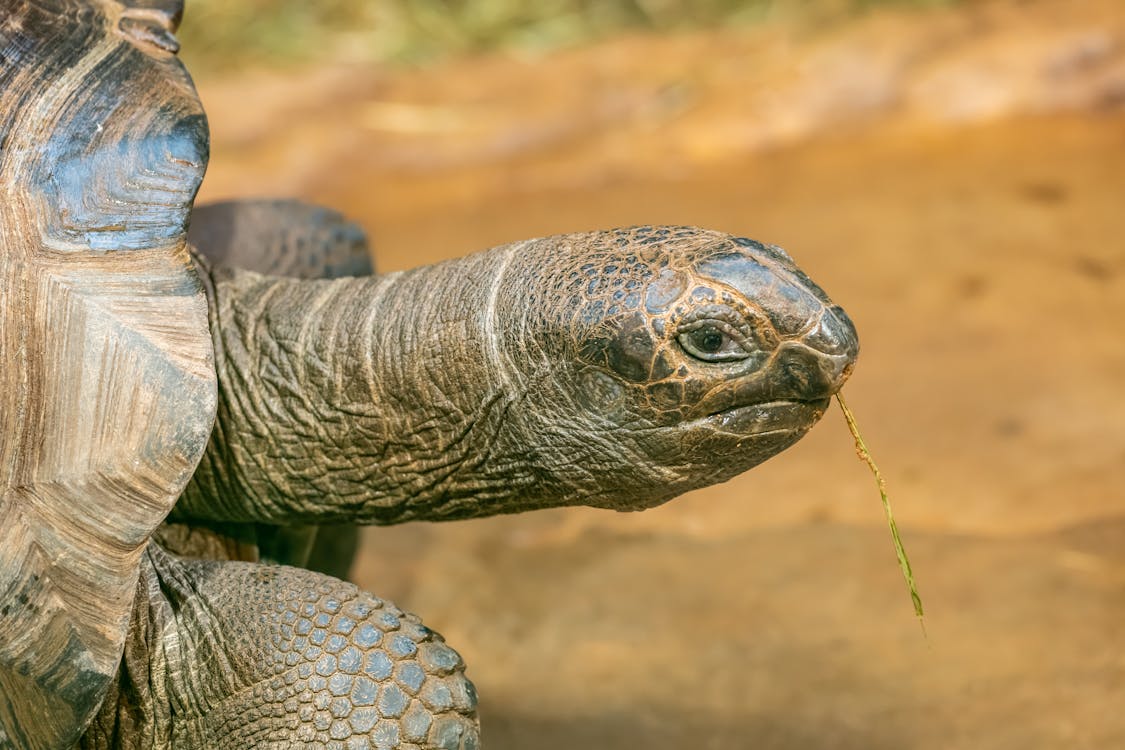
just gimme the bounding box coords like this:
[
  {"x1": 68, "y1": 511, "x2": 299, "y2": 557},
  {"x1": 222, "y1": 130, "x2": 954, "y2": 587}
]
[{"x1": 83, "y1": 545, "x2": 478, "y2": 749}]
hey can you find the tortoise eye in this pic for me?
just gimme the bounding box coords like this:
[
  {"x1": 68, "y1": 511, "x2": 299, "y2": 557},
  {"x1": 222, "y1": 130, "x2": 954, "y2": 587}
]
[
  {"x1": 693, "y1": 328, "x2": 724, "y2": 353},
  {"x1": 677, "y1": 321, "x2": 753, "y2": 362}
]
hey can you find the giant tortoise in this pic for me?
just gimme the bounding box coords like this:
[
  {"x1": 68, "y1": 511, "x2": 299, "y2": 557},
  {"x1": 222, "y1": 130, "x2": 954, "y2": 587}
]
[{"x1": 0, "y1": 1, "x2": 859, "y2": 747}]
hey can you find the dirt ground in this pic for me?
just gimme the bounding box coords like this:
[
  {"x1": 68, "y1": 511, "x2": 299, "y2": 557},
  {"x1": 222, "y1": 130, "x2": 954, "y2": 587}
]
[{"x1": 193, "y1": 1, "x2": 1125, "y2": 747}]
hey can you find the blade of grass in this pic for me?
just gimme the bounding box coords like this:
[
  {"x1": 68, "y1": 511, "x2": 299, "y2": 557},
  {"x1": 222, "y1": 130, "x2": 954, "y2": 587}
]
[{"x1": 836, "y1": 392, "x2": 926, "y2": 636}]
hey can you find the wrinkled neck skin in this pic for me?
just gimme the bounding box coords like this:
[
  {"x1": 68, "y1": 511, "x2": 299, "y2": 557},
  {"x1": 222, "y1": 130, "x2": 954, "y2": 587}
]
[
  {"x1": 179, "y1": 229, "x2": 858, "y2": 526},
  {"x1": 181, "y1": 244, "x2": 531, "y2": 524}
]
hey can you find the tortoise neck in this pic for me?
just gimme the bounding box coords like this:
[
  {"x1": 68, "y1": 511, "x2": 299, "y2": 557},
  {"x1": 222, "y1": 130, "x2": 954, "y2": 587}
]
[{"x1": 179, "y1": 248, "x2": 541, "y2": 525}]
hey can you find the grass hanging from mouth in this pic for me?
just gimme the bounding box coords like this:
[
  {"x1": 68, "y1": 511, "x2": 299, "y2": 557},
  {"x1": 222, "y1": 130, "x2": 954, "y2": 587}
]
[{"x1": 836, "y1": 392, "x2": 926, "y2": 635}]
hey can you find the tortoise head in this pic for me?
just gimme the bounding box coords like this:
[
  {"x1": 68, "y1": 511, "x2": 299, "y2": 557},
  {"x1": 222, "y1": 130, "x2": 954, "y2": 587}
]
[{"x1": 493, "y1": 226, "x2": 859, "y2": 511}]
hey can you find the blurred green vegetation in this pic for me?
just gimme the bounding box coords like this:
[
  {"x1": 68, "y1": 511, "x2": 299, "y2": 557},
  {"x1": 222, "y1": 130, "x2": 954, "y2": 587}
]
[{"x1": 179, "y1": 0, "x2": 958, "y2": 72}]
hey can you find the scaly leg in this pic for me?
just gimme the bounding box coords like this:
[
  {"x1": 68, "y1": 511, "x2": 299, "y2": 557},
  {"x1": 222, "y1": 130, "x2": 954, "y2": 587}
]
[{"x1": 83, "y1": 545, "x2": 478, "y2": 750}]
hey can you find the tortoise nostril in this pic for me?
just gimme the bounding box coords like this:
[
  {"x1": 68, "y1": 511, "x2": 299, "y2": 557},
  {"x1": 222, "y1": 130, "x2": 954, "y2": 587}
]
[
  {"x1": 783, "y1": 360, "x2": 813, "y2": 393},
  {"x1": 774, "y1": 342, "x2": 856, "y2": 400},
  {"x1": 774, "y1": 346, "x2": 829, "y2": 400}
]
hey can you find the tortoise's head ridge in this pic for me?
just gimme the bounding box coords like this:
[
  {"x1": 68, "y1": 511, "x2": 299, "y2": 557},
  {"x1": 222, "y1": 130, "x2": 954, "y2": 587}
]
[{"x1": 497, "y1": 226, "x2": 859, "y2": 510}]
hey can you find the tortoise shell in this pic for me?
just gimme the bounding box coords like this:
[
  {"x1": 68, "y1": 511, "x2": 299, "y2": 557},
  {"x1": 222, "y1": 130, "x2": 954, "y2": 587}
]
[{"x1": 0, "y1": 1, "x2": 215, "y2": 746}]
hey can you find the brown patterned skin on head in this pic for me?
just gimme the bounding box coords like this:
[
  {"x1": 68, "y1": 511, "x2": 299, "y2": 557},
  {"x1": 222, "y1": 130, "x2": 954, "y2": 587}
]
[{"x1": 490, "y1": 226, "x2": 858, "y2": 512}]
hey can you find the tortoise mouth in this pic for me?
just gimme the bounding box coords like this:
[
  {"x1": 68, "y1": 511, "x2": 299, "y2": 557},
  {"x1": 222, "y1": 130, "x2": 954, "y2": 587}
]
[{"x1": 692, "y1": 398, "x2": 830, "y2": 436}]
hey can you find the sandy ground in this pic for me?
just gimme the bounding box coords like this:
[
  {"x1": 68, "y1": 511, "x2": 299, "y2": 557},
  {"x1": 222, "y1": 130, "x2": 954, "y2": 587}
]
[{"x1": 193, "y1": 1, "x2": 1125, "y2": 746}]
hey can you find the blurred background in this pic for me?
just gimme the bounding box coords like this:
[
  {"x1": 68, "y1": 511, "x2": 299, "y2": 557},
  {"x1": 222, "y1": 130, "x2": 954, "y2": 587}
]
[{"x1": 181, "y1": 1, "x2": 1125, "y2": 747}]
